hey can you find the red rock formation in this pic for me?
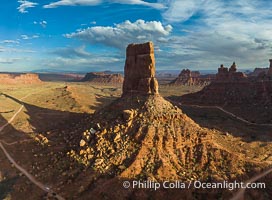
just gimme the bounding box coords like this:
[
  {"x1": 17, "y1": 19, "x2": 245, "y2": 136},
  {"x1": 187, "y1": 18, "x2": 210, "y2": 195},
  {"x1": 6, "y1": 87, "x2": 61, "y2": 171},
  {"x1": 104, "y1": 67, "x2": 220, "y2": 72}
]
[
  {"x1": 0, "y1": 73, "x2": 41, "y2": 84},
  {"x1": 268, "y1": 59, "x2": 272, "y2": 76},
  {"x1": 217, "y1": 64, "x2": 229, "y2": 80},
  {"x1": 216, "y1": 63, "x2": 247, "y2": 82},
  {"x1": 248, "y1": 68, "x2": 268, "y2": 77},
  {"x1": 229, "y1": 62, "x2": 237, "y2": 73},
  {"x1": 122, "y1": 42, "x2": 159, "y2": 95},
  {"x1": 81, "y1": 72, "x2": 123, "y2": 84},
  {"x1": 181, "y1": 62, "x2": 272, "y2": 123},
  {"x1": 171, "y1": 69, "x2": 210, "y2": 86}
]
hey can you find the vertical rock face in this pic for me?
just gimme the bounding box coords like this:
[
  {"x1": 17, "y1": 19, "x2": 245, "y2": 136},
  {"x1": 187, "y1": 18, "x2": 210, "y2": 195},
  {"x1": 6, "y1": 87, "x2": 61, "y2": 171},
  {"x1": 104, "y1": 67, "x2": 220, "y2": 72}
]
[
  {"x1": 217, "y1": 64, "x2": 229, "y2": 80},
  {"x1": 216, "y1": 63, "x2": 246, "y2": 81},
  {"x1": 122, "y1": 42, "x2": 159, "y2": 95},
  {"x1": 229, "y1": 62, "x2": 237, "y2": 73},
  {"x1": 268, "y1": 59, "x2": 272, "y2": 76}
]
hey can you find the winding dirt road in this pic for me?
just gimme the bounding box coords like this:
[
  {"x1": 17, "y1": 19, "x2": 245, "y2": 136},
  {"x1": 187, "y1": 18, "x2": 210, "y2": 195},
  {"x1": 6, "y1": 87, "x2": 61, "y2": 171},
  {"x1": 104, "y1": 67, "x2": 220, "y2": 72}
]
[
  {"x1": 0, "y1": 93, "x2": 65, "y2": 200},
  {"x1": 185, "y1": 104, "x2": 272, "y2": 127},
  {"x1": 165, "y1": 97, "x2": 272, "y2": 127}
]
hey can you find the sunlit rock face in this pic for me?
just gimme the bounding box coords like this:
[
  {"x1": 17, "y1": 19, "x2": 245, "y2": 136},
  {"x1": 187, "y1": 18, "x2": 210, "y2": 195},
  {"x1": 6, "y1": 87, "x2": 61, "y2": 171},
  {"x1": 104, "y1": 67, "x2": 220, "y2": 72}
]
[{"x1": 122, "y1": 42, "x2": 159, "y2": 96}]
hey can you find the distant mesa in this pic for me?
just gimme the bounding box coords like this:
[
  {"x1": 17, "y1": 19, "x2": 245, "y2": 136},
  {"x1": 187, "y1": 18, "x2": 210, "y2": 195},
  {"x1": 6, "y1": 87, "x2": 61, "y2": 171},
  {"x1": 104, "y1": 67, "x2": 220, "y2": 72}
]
[
  {"x1": 0, "y1": 73, "x2": 42, "y2": 84},
  {"x1": 248, "y1": 59, "x2": 272, "y2": 78},
  {"x1": 170, "y1": 68, "x2": 211, "y2": 86},
  {"x1": 249, "y1": 67, "x2": 269, "y2": 77},
  {"x1": 81, "y1": 72, "x2": 123, "y2": 84}
]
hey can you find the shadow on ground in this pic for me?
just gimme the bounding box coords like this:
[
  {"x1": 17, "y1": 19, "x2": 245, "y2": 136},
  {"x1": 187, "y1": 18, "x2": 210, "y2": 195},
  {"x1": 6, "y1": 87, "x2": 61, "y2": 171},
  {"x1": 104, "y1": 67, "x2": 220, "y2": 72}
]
[
  {"x1": 89, "y1": 94, "x2": 119, "y2": 112},
  {"x1": 0, "y1": 177, "x2": 17, "y2": 199},
  {"x1": 2, "y1": 93, "x2": 86, "y2": 133},
  {"x1": 166, "y1": 95, "x2": 272, "y2": 143}
]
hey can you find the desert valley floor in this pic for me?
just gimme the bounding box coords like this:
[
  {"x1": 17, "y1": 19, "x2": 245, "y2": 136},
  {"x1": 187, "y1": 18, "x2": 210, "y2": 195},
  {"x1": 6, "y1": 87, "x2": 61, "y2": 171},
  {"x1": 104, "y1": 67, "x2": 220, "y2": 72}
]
[{"x1": 0, "y1": 81, "x2": 272, "y2": 200}]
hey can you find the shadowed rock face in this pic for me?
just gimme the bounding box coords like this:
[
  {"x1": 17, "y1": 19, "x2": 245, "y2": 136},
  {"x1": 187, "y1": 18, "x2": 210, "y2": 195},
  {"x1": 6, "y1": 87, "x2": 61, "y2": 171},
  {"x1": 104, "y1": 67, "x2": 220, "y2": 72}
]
[
  {"x1": 122, "y1": 42, "x2": 159, "y2": 95},
  {"x1": 268, "y1": 59, "x2": 272, "y2": 76}
]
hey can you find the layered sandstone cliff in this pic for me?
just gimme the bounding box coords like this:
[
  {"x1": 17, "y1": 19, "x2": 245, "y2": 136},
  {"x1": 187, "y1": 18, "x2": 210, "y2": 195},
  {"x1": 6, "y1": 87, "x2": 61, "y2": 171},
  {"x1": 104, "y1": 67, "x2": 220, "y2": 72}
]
[
  {"x1": 81, "y1": 72, "x2": 123, "y2": 84},
  {"x1": 0, "y1": 73, "x2": 42, "y2": 84}
]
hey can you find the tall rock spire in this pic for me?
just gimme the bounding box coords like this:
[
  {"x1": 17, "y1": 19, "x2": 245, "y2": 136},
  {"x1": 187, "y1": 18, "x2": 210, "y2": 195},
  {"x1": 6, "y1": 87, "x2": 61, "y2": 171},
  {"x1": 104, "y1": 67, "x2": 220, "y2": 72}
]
[{"x1": 122, "y1": 42, "x2": 159, "y2": 96}]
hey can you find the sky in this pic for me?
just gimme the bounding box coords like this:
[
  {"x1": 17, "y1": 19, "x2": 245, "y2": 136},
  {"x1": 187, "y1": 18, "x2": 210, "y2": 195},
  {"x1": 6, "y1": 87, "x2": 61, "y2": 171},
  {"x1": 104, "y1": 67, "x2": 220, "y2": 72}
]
[{"x1": 1, "y1": 0, "x2": 272, "y2": 72}]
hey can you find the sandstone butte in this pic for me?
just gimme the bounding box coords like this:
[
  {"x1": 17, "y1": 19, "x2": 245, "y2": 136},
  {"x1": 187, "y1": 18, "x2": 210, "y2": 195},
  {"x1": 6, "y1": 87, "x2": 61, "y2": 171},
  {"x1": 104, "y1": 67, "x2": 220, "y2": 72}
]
[
  {"x1": 68, "y1": 42, "x2": 267, "y2": 200},
  {"x1": 170, "y1": 68, "x2": 211, "y2": 86},
  {"x1": 0, "y1": 73, "x2": 42, "y2": 84},
  {"x1": 122, "y1": 42, "x2": 159, "y2": 95}
]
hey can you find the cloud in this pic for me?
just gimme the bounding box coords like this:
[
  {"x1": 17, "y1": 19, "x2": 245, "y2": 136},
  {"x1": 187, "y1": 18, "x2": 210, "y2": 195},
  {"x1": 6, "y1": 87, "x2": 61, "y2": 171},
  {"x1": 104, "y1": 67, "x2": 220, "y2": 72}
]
[
  {"x1": 44, "y1": 0, "x2": 101, "y2": 8},
  {"x1": 42, "y1": 55, "x2": 121, "y2": 71},
  {"x1": 43, "y1": 0, "x2": 165, "y2": 9},
  {"x1": 151, "y1": 0, "x2": 272, "y2": 69},
  {"x1": 51, "y1": 46, "x2": 92, "y2": 58},
  {"x1": 17, "y1": 0, "x2": 38, "y2": 13},
  {"x1": 21, "y1": 34, "x2": 40, "y2": 40},
  {"x1": 0, "y1": 45, "x2": 35, "y2": 53},
  {"x1": 34, "y1": 21, "x2": 47, "y2": 28},
  {"x1": 0, "y1": 40, "x2": 20, "y2": 44},
  {"x1": 0, "y1": 58, "x2": 20, "y2": 64},
  {"x1": 45, "y1": 45, "x2": 122, "y2": 70},
  {"x1": 40, "y1": 20, "x2": 47, "y2": 28},
  {"x1": 65, "y1": 19, "x2": 172, "y2": 49},
  {"x1": 161, "y1": 0, "x2": 201, "y2": 22},
  {"x1": 154, "y1": 30, "x2": 272, "y2": 70},
  {"x1": 111, "y1": 0, "x2": 165, "y2": 9}
]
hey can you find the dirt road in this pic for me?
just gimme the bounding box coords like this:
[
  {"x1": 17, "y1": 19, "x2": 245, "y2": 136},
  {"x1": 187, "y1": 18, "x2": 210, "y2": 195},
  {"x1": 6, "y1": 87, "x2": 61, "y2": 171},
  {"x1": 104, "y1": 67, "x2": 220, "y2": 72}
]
[
  {"x1": 0, "y1": 92, "x2": 65, "y2": 200},
  {"x1": 187, "y1": 104, "x2": 272, "y2": 127},
  {"x1": 166, "y1": 97, "x2": 272, "y2": 127}
]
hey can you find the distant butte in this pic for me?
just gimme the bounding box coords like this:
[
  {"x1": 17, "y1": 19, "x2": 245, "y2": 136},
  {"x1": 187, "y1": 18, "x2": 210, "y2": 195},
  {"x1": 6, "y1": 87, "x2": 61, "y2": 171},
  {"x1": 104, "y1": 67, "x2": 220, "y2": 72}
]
[
  {"x1": 170, "y1": 68, "x2": 211, "y2": 86},
  {"x1": 81, "y1": 72, "x2": 123, "y2": 84}
]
